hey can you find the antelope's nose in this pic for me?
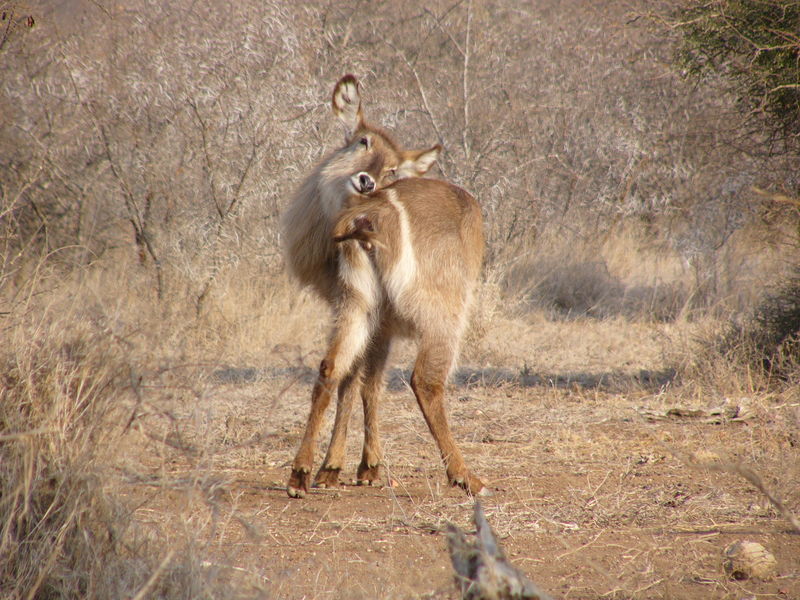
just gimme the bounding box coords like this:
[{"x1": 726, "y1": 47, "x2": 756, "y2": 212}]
[{"x1": 358, "y1": 173, "x2": 375, "y2": 193}]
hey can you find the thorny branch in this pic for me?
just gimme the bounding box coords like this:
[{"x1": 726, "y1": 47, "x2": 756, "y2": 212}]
[
  {"x1": 393, "y1": 45, "x2": 450, "y2": 179},
  {"x1": 60, "y1": 53, "x2": 164, "y2": 297},
  {"x1": 188, "y1": 99, "x2": 223, "y2": 221},
  {"x1": 671, "y1": 447, "x2": 800, "y2": 535},
  {"x1": 189, "y1": 99, "x2": 264, "y2": 315},
  {"x1": 462, "y1": 0, "x2": 473, "y2": 162},
  {"x1": 710, "y1": 461, "x2": 800, "y2": 534}
]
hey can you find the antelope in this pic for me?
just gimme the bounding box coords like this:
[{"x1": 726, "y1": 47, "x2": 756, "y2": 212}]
[
  {"x1": 281, "y1": 74, "x2": 440, "y2": 302},
  {"x1": 281, "y1": 74, "x2": 438, "y2": 490},
  {"x1": 282, "y1": 75, "x2": 486, "y2": 497}
]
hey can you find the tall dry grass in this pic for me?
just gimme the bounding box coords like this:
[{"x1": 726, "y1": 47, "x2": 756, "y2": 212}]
[
  {"x1": 1, "y1": 312, "x2": 125, "y2": 597},
  {"x1": 0, "y1": 263, "x2": 282, "y2": 598},
  {"x1": 0, "y1": 278, "x2": 154, "y2": 598}
]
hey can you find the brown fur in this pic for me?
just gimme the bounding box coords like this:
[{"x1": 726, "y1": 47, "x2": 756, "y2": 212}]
[
  {"x1": 281, "y1": 74, "x2": 440, "y2": 302},
  {"x1": 281, "y1": 76, "x2": 445, "y2": 496},
  {"x1": 288, "y1": 177, "x2": 487, "y2": 497}
]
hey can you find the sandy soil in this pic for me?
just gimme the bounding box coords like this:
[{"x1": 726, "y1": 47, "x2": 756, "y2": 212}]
[{"x1": 115, "y1": 317, "x2": 800, "y2": 599}]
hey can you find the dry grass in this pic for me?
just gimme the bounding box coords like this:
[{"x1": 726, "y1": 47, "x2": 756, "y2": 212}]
[
  {"x1": 2, "y1": 0, "x2": 799, "y2": 598},
  {"x1": 0, "y1": 266, "x2": 305, "y2": 599},
  {"x1": 0, "y1": 281, "x2": 162, "y2": 598}
]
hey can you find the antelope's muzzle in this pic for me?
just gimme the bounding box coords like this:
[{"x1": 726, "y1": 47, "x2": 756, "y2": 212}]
[{"x1": 350, "y1": 171, "x2": 376, "y2": 194}]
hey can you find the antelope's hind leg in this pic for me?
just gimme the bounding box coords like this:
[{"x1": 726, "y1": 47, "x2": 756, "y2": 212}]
[
  {"x1": 287, "y1": 275, "x2": 377, "y2": 498},
  {"x1": 410, "y1": 343, "x2": 485, "y2": 496},
  {"x1": 315, "y1": 322, "x2": 392, "y2": 488},
  {"x1": 288, "y1": 354, "x2": 367, "y2": 498},
  {"x1": 356, "y1": 325, "x2": 392, "y2": 485},
  {"x1": 287, "y1": 358, "x2": 338, "y2": 498}
]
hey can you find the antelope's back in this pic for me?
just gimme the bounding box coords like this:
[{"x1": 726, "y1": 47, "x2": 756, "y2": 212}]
[{"x1": 389, "y1": 178, "x2": 484, "y2": 283}]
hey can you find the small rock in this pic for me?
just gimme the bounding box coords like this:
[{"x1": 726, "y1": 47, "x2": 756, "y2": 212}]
[{"x1": 723, "y1": 541, "x2": 777, "y2": 580}]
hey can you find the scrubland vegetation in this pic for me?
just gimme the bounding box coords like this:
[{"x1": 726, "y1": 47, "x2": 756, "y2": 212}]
[{"x1": 1, "y1": 0, "x2": 798, "y2": 598}]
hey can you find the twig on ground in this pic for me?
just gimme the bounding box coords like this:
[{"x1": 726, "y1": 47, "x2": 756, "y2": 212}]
[
  {"x1": 668, "y1": 447, "x2": 800, "y2": 535},
  {"x1": 447, "y1": 501, "x2": 555, "y2": 600},
  {"x1": 131, "y1": 549, "x2": 176, "y2": 600}
]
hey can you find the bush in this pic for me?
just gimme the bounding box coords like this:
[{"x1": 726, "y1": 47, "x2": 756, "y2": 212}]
[
  {"x1": 671, "y1": 0, "x2": 800, "y2": 150},
  {"x1": 0, "y1": 323, "x2": 128, "y2": 597},
  {"x1": 3, "y1": 0, "x2": 797, "y2": 323},
  {"x1": 736, "y1": 266, "x2": 800, "y2": 374},
  {"x1": 506, "y1": 256, "x2": 688, "y2": 321},
  {"x1": 0, "y1": 316, "x2": 234, "y2": 599}
]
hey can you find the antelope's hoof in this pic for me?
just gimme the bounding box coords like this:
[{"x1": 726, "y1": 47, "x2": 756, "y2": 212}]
[
  {"x1": 287, "y1": 468, "x2": 311, "y2": 499},
  {"x1": 356, "y1": 462, "x2": 381, "y2": 485},
  {"x1": 314, "y1": 466, "x2": 341, "y2": 488},
  {"x1": 450, "y1": 473, "x2": 489, "y2": 497}
]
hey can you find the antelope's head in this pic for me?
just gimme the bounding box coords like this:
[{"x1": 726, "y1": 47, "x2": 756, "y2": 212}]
[{"x1": 320, "y1": 75, "x2": 440, "y2": 207}]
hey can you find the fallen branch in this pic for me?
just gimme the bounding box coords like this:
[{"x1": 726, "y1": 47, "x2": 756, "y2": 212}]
[{"x1": 447, "y1": 501, "x2": 555, "y2": 600}]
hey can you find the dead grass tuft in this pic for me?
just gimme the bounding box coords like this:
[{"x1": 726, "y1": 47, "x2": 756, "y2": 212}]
[
  {"x1": 0, "y1": 287, "x2": 264, "y2": 599},
  {"x1": 0, "y1": 305, "x2": 134, "y2": 597}
]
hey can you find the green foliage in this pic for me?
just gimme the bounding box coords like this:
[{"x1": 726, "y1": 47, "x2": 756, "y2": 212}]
[
  {"x1": 715, "y1": 265, "x2": 800, "y2": 376},
  {"x1": 671, "y1": 1, "x2": 800, "y2": 374},
  {"x1": 750, "y1": 265, "x2": 800, "y2": 372},
  {"x1": 673, "y1": 0, "x2": 800, "y2": 146}
]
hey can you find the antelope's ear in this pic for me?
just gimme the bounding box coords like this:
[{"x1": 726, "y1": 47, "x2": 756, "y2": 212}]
[
  {"x1": 332, "y1": 74, "x2": 364, "y2": 140},
  {"x1": 397, "y1": 144, "x2": 441, "y2": 178}
]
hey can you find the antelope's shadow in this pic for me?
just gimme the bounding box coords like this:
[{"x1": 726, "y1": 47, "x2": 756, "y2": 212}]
[{"x1": 213, "y1": 364, "x2": 676, "y2": 393}]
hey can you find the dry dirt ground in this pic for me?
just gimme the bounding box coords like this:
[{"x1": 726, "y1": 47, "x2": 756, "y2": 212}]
[{"x1": 114, "y1": 314, "x2": 800, "y2": 599}]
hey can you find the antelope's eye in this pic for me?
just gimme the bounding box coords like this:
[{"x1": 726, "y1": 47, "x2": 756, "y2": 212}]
[
  {"x1": 359, "y1": 137, "x2": 369, "y2": 148},
  {"x1": 388, "y1": 168, "x2": 397, "y2": 177}
]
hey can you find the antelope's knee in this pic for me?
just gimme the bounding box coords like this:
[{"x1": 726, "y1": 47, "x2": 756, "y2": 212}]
[
  {"x1": 410, "y1": 370, "x2": 443, "y2": 398},
  {"x1": 319, "y1": 358, "x2": 334, "y2": 381}
]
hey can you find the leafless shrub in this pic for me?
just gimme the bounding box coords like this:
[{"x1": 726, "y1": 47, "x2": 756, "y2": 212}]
[
  {"x1": 1, "y1": 1, "x2": 317, "y2": 304},
  {"x1": 0, "y1": 2, "x2": 35, "y2": 52},
  {"x1": 3, "y1": 0, "x2": 797, "y2": 324}
]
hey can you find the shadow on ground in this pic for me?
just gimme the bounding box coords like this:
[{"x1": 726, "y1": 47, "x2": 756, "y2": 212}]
[{"x1": 212, "y1": 365, "x2": 676, "y2": 393}]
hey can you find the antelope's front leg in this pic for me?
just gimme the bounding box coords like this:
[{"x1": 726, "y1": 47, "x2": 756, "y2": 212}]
[
  {"x1": 315, "y1": 369, "x2": 362, "y2": 488},
  {"x1": 287, "y1": 358, "x2": 338, "y2": 498},
  {"x1": 288, "y1": 240, "x2": 378, "y2": 498}
]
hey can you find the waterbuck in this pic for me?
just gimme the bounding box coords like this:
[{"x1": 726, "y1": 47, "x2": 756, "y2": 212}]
[
  {"x1": 282, "y1": 75, "x2": 486, "y2": 497},
  {"x1": 281, "y1": 74, "x2": 439, "y2": 302}
]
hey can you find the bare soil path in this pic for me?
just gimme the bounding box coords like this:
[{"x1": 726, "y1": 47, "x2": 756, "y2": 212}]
[{"x1": 117, "y1": 321, "x2": 800, "y2": 599}]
